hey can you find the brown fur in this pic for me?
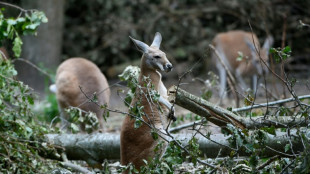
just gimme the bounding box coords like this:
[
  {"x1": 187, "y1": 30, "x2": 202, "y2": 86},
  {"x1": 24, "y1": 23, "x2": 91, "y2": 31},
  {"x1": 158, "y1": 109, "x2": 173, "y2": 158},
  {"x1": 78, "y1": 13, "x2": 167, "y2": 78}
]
[
  {"x1": 120, "y1": 33, "x2": 173, "y2": 172},
  {"x1": 212, "y1": 30, "x2": 273, "y2": 97},
  {"x1": 55, "y1": 57, "x2": 110, "y2": 131},
  {"x1": 213, "y1": 30, "x2": 267, "y2": 76}
]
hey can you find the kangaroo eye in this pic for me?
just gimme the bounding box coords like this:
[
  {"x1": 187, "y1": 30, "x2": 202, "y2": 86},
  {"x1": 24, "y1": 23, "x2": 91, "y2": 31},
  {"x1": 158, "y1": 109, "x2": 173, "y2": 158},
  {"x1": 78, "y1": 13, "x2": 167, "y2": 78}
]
[{"x1": 154, "y1": 55, "x2": 161, "y2": 59}]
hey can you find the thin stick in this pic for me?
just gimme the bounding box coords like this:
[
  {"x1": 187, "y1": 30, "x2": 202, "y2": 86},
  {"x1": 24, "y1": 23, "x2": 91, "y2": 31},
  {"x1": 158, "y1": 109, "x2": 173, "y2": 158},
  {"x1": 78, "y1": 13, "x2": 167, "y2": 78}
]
[
  {"x1": 232, "y1": 94, "x2": 310, "y2": 112},
  {"x1": 168, "y1": 94, "x2": 310, "y2": 132},
  {"x1": 0, "y1": 2, "x2": 27, "y2": 12},
  {"x1": 60, "y1": 153, "x2": 93, "y2": 174},
  {"x1": 281, "y1": 14, "x2": 288, "y2": 98},
  {"x1": 256, "y1": 155, "x2": 279, "y2": 170},
  {"x1": 13, "y1": 58, "x2": 54, "y2": 82},
  {"x1": 169, "y1": 120, "x2": 203, "y2": 133},
  {"x1": 209, "y1": 44, "x2": 239, "y2": 106}
]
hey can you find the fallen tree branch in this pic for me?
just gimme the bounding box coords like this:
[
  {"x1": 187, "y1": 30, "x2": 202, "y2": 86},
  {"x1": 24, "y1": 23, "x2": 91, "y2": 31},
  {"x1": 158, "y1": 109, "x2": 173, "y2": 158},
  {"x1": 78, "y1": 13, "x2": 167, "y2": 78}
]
[
  {"x1": 46, "y1": 133, "x2": 120, "y2": 165},
  {"x1": 169, "y1": 116, "x2": 306, "y2": 133},
  {"x1": 168, "y1": 86, "x2": 308, "y2": 129},
  {"x1": 168, "y1": 85, "x2": 246, "y2": 129},
  {"x1": 45, "y1": 132, "x2": 304, "y2": 162}
]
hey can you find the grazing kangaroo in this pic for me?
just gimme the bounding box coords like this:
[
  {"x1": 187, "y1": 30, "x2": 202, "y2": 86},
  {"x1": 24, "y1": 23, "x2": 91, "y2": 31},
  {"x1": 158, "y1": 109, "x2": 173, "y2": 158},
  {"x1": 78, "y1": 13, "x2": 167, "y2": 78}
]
[
  {"x1": 212, "y1": 30, "x2": 273, "y2": 98},
  {"x1": 53, "y1": 57, "x2": 110, "y2": 131},
  {"x1": 120, "y1": 32, "x2": 175, "y2": 172}
]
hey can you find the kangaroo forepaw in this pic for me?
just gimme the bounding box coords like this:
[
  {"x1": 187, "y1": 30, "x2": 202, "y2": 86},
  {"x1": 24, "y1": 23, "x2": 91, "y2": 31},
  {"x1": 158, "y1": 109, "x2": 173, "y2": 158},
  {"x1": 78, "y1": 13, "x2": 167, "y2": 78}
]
[{"x1": 168, "y1": 106, "x2": 176, "y2": 122}]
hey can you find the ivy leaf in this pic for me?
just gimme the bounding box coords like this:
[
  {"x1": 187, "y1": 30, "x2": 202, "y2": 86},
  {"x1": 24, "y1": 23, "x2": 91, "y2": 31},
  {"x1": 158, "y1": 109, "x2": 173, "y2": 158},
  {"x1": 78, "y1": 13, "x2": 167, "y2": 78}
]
[
  {"x1": 7, "y1": 18, "x2": 16, "y2": 25},
  {"x1": 70, "y1": 123, "x2": 80, "y2": 133},
  {"x1": 134, "y1": 119, "x2": 142, "y2": 129},
  {"x1": 151, "y1": 130, "x2": 159, "y2": 140},
  {"x1": 13, "y1": 36, "x2": 23, "y2": 57},
  {"x1": 285, "y1": 144, "x2": 291, "y2": 152},
  {"x1": 27, "y1": 95, "x2": 34, "y2": 105},
  {"x1": 236, "y1": 51, "x2": 244, "y2": 61},
  {"x1": 244, "y1": 93, "x2": 254, "y2": 106},
  {"x1": 261, "y1": 126, "x2": 276, "y2": 135}
]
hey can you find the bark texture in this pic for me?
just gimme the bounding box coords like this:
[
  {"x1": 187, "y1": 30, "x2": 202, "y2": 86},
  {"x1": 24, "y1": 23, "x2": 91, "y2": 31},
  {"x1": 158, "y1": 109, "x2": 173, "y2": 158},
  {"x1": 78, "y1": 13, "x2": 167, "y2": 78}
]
[
  {"x1": 167, "y1": 85, "x2": 307, "y2": 129},
  {"x1": 45, "y1": 132, "x2": 304, "y2": 162}
]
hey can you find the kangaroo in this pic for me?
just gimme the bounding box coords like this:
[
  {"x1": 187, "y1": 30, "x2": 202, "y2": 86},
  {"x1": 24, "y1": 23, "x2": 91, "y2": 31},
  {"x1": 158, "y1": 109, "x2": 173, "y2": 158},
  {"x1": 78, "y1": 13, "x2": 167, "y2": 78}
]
[
  {"x1": 120, "y1": 32, "x2": 175, "y2": 172},
  {"x1": 54, "y1": 57, "x2": 110, "y2": 131},
  {"x1": 212, "y1": 30, "x2": 273, "y2": 99}
]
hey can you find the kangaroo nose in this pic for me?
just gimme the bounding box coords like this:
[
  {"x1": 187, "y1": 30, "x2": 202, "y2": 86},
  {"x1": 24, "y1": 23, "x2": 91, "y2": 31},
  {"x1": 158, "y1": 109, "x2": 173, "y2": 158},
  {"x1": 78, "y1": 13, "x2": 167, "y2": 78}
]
[{"x1": 165, "y1": 63, "x2": 173, "y2": 72}]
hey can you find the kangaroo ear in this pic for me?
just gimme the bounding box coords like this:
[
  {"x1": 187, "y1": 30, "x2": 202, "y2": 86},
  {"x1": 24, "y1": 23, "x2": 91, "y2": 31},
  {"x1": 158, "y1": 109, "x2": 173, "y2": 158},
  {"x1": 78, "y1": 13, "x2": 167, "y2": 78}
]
[
  {"x1": 151, "y1": 32, "x2": 162, "y2": 48},
  {"x1": 262, "y1": 36, "x2": 274, "y2": 56},
  {"x1": 245, "y1": 38, "x2": 256, "y2": 52},
  {"x1": 129, "y1": 36, "x2": 149, "y2": 53}
]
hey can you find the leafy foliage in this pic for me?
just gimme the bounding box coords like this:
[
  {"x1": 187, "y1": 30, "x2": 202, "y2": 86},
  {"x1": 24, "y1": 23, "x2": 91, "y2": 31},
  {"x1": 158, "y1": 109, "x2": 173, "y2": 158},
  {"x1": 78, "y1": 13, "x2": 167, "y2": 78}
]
[
  {"x1": 200, "y1": 71, "x2": 218, "y2": 101},
  {"x1": 0, "y1": 9, "x2": 47, "y2": 57},
  {"x1": 64, "y1": 107, "x2": 99, "y2": 133},
  {"x1": 60, "y1": 0, "x2": 310, "y2": 76},
  {"x1": 270, "y1": 46, "x2": 292, "y2": 63},
  {"x1": 0, "y1": 7, "x2": 59, "y2": 173},
  {"x1": 119, "y1": 65, "x2": 140, "y2": 106}
]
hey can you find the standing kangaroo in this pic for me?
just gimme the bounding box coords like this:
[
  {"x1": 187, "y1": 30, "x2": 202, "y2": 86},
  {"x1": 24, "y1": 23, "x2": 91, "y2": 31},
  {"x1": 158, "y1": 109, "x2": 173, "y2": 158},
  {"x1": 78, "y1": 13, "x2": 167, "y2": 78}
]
[
  {"x1": 54, "y1": 57, "x2": 110, "y2": 131},
  {"x1": 212, "y1": 30, "x2": 273, "y2": 98},
  {"x1": 120, "y1": 32, "x2": 175, "y2": 172}
]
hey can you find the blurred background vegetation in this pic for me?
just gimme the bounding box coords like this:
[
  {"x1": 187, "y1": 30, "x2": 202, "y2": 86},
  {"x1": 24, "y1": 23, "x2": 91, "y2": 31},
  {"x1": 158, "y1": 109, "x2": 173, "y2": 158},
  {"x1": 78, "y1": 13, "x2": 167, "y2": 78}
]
[
  {"x1": 3, "y1": 0, "x2": 310, "y2": 88},
  {"x1": 63, "y1": 0, "x2": 310, "y2": 76}
]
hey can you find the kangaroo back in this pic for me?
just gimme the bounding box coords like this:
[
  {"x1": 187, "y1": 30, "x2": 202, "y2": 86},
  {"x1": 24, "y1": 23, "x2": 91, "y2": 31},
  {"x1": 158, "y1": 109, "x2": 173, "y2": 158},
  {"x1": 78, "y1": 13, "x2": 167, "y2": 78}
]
[{"x1": 55, "y1": 57, "x2": 110, "y2": 131}]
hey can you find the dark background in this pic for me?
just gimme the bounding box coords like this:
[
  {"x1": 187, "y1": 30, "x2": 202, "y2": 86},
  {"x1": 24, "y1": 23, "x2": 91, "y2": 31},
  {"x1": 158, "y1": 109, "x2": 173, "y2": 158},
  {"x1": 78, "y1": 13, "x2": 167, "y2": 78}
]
[{"x1": 2, "y1": 0, "x2": 310, "y2": 96}]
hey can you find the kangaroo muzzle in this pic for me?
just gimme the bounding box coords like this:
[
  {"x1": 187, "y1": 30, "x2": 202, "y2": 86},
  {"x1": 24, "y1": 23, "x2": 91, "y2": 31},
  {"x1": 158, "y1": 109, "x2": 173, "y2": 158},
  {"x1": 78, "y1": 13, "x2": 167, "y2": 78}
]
[{"x1": 164, "y1": 63, "x2": 173, "y2": 72}]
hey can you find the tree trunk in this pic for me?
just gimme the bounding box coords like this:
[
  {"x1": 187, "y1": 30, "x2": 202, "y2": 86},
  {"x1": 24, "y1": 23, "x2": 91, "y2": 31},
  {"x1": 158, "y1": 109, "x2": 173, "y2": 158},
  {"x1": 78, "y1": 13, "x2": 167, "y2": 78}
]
[
  {"x1": 45, "y1": 132, "x2": 303, "y2": 163},
  {"x1": 15, "y1": 0, "x2": 64, "y2": 97}
]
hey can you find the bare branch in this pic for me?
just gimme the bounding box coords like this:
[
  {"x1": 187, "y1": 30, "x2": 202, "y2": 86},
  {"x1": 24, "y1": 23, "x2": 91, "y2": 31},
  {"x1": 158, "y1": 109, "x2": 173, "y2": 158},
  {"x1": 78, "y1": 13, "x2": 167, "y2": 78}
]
[
  {"x1": 0, "y1": 2, "x2": 28, "y2": 12},
  {"x1": 60, "y1": 153, "x2": 94, "y2": 174},
  {"x1": 256, "y1": 155, "x2": 280, "y2": 170},
  {"x1": 233, "y1": 94, "x2": 310, "y2": 112}
]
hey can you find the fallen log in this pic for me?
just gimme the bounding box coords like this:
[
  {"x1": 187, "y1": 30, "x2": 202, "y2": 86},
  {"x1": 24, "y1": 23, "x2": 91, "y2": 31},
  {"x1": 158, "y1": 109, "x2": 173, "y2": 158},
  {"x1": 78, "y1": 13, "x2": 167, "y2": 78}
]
[
  {"x1": 167, "y1": 85, "x2": 308, "y2": 129},
  {"x1": 45, "y1": 132, "x2": 304, "y2": 163},
  {"x1": 168, "y1": 85, "x2": 246, "y2": 129}
]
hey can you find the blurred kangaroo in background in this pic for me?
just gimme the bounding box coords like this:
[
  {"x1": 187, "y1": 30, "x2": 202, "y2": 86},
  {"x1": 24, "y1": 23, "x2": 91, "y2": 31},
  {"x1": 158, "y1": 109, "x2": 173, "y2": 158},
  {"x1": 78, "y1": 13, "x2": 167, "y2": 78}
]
[
  {"x1": 120, "y1": 32, "x2": 175, "y2": 172},
  {"x1": 51, "y1": 58, "x2": 110, "y2": 131},
  {"x1": 211, "y1": 30, "x2": 273, "y2": 101}
]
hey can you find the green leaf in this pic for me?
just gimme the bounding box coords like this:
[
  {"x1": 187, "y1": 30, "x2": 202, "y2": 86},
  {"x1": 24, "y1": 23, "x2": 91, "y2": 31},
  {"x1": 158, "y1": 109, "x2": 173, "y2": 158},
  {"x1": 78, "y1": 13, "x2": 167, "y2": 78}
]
[
  {"x1": 236, "y1": 51, "x2": 244, "y2": 61},
  {"x1": 12, "y1": 36, "x2": 23, "y2": 57},
  {"x1": 7, "y1": 19, "x2": 16, "y2": 25},
  {"x1": 70, "y1": 123, "x2": 80, "y2": 133},
  {"x1": 283, "y1": 46, "x2": 291, "y2": 54},
  {"x1": 284, "y1": 144, "x2": 290, "y2": 152},
  {"x1": 25, "y1": 23, "x2": 39, "y2": 30},
  {"x1": 134, "y1": 119, "x2": 142, "y2": 129},
  {"x1": 261, "y1": 126, "x2": 276, "y2": 135},
  {"x1": 244, "y1": 93, "x2": 254, "y2": 106},
  {"x1": 151, "y1": 130, "x2": 159, "y2": 140},
  {"x1": 27, "y1": 96, "x2": 34, "y2": 105}
]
